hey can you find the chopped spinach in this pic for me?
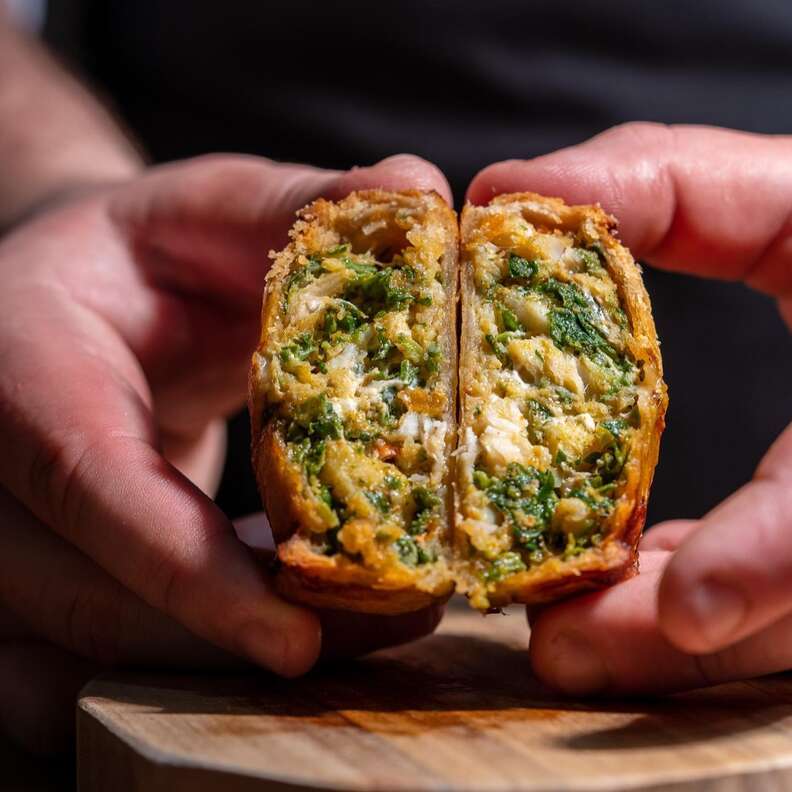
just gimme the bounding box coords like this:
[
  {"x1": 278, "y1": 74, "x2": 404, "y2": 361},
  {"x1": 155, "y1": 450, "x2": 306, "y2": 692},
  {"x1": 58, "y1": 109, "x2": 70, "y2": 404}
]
[
  {"x1": 477, "y1": 463, "x2": 559, "y2": 543},
  {"x1": 365, "y1": 490, "x2": 391, "y2": 515},
  {"x1": 370, "y1": 326, "x2": 394, "y2": 363},
  {"x1": 397, "y1": 333, "x2": 423, "y2": 363},
  {"x1": 322, "y1": 300, "x2": 367, "y2": 336},
  {"x1": 498, "y1": 303, "x2": 521, "y2": 332},
  {"x1": 413, "y1": 486, "x2": 440, "y2": 512},
  {"x1": 539, "y1": 278, "x2": 590, "y2": 312},
  {"x1": 601, "y1": 418, "x2": 626, "y2": 438},
  {"x1": 508, "y1": 254, "x2": 539, "y2": 281},
  {"x1": 424, "y1": 342, "x2": 441, "y2": 374},
  {"x1": 409, "y1": 486, "x2": 441, "y2": 535},
  {"x1": 379, "y1": 384, "x2": 404, "y2": 422},
  {"x1": 554, "y1": 449, "x2": 568, "y2": 466},
  {"x1": 342, "y1": 258, "x2": 378, "y2": 275},
  {"x1": 279, "y1": 332, "x2": 314, "y2": 365},
  {"x1": 562, "y1": 532, "x2": 592, "y2": 559},
  {"x1": 395, "y1": 535, "x2": 433, "y2": 566},
  {"x1": 568, "y1": 487, "x2": 614, "y2": 517},
  {"x1": 484, "y1": 551, "x2": 527, "y2": 582},
  {"x1": 317, "y1": 527, "x2": 341, "y2": 556},
  {"x1": 576, "y1": 247, "x2": 603, "y2": 274},
  {"x1": 583, "y1": 422, "x2": 630, "y2": 489},
  {"x1": 291, "y1": 437, "x2": 327, "y2": 478},
  {"x1": 539, "y1": 278, "x2": 632, "y2": 376},
  {"x1": 344, "y1": 268, "x2": 414, "y2": 314},
  {"x1": 286, "y1": 393, "x2": 343, "y2": 443},
  {"x1": 526, "y1": 398, "x2": 552, "y2": 424},
  {"x1": 386, "y1": 285, "x2": 415, "y2": 310},
  {"x1": 485, "y1": 330, "x2": 523, "y2": 363},
  {"x1": 399, "y1": 359, "x2": 419, "y2": 386},
  {"x1": 283, "y1": 256, "x2": 323, "y2": 309}
]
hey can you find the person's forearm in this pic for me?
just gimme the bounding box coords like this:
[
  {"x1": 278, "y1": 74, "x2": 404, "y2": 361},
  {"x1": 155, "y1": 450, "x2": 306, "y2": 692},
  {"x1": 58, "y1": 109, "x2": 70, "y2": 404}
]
[{"x1": 0, "y1": 11, "x2": 143, "y2": 230}]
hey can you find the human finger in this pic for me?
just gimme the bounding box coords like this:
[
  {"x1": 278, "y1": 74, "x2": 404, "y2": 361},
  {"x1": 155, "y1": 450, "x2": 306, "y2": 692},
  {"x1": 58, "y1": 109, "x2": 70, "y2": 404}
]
[
  {"x1": 658, "y1": 424, "x2": 792, "y2": 654},
  {"x1": 0, "y1": 485, "x2": 241, "y2": 668},
  {"x1": 531, "y1": 547, "x2": 792, "y2": 695},
  {"x1": 639, "y1": 520, "x2": 699, "y2": 552},
  {"x1": 467, "y1": 123, "x2": 792, "y2": 316},
  {"x1": 233, "y1": 512, "x2": 446, "y2": 659}
]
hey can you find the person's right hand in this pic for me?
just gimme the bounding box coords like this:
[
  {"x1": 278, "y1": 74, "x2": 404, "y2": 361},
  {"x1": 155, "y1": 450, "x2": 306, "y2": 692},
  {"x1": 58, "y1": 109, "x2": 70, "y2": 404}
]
[
  {"x1": 467, "y1": 123, "x2": 792, "y2": 695},
  {"x1": 0, "y1": 153, "x2": 450, "y2": 754}
]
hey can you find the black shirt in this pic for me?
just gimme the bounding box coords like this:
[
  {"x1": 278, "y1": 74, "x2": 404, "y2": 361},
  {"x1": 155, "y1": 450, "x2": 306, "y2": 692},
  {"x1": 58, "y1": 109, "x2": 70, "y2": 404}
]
[{"x1": 45, "y1": 0, "x2": 792, "y2": 525}]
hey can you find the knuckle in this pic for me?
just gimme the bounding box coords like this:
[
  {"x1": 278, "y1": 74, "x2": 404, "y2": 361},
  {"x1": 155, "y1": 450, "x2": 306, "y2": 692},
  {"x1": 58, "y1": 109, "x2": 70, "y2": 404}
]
[
  {"x1": 146, "y1": 523, "x2": 224, "y2": 622},
  {"x1": 27, "y1": 437, "x2": 67, "y2": 525},
  {"x1": 148, "y1": 550, "x2": 184, "y2": 618},
  {"x1": 380, "y1": 152, "x2": 427, "y2": 167},
  {"x1": 27, "y1": 431, "x2": 93, "y2": 539},
  {"x1": 27, "y1": 431, "x2": 139, "y2": 543},
  {"x1": 606, "y1": 120, "x2": 672, "y2": 145},
  {"x1": 368, "y1": 153, "x2": 446, "y2": 187}
]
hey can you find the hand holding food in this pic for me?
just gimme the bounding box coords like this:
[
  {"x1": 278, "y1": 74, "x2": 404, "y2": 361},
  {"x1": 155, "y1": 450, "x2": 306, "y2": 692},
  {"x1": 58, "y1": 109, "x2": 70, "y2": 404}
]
[
  {"x1": 468, "y1": 122, "x2": 792, "y2": 693},
  {"x1": 0, "y1": 153, "x2": 451, "y2": 753}
]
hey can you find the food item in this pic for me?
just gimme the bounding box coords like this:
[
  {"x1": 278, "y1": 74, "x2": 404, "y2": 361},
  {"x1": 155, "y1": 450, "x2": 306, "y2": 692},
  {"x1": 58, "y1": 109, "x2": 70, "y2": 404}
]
[
  {"x1": 249, "y1": 190, "x2": 458, "y2": 613},
  {"x1": 455, "y1": 193, "x2": 667, "y2": 609},
  {"x1": 249, "y1": 189, "x2": 666, "y2": 614}
]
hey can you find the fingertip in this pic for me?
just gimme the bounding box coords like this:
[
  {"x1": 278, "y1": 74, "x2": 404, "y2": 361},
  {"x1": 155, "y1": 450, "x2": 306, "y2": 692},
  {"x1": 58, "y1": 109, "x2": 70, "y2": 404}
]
[
  {"x1": 656, "y1": 557, "x2": 745, "y2": 655},
  {"x1": 240, "y1": 604, "x2": 322, "y2": 678},
  {"x1": 656, "y1": 548, "x2": 714, "y2": 654},
  {"x1": 320, "y1": 602, "x2": 445, "y2": 662},
  {"x1": 280, "y1": 607, "x2": 323, "y2": 678},
  {"x1": 465, "y1": 155, "x2": 607, "y2": 211},
  {"x1": 527, "y1": 598, "x2": 613, "y2": 696},
  {"x1": 466, "y1": 160, "x2": 525, "y2": 205},
  {"x1": 332, "y1": 154, "x2": 453, "y2": 205},
  {"x1": 639, "y1": 520, "x2": 699, "y2": 552},
  {"x1": 529, "y1": 622, "x2": 611, "y2": 696}
]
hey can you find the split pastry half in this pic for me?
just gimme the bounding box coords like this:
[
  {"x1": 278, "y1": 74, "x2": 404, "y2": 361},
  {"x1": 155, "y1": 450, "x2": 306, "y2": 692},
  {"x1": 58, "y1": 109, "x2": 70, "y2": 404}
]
[
  {"x1": 249, "y1": 190, "x2": 458, "y2": 614},
  {"x1": 455, "y1": 193, "x2": 667, "y2": 609}
]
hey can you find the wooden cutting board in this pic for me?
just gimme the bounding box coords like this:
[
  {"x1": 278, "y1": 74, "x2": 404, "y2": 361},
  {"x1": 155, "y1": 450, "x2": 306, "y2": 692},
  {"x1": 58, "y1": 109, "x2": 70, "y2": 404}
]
[{"x1": 77, "y1": 603, "x2": 792, "y2": 792}]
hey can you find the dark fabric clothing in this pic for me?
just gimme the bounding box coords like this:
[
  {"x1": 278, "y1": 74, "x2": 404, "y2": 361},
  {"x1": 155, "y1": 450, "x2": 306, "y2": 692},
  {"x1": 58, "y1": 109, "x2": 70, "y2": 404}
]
[{"x1": 45, "y1": 0, "x2": 792, "y2": 525}]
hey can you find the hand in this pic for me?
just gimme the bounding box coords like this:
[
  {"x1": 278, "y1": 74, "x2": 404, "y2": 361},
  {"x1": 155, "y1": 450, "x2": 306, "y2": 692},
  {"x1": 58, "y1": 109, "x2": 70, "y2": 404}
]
[
  {"x1": 0, "y1": 153, "x2": 450, "y2": 753},
  {"x1": 468, "y1": 123, "x2": 792, "y2": 694}
]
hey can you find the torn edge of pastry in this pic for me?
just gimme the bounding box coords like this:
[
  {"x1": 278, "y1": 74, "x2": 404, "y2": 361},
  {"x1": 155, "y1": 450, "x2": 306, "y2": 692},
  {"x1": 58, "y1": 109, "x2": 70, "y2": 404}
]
[
  {"x1": 249, "y1": 190, "x2": 458, "y2": 614},
  {"x1": 455, "y1": 193, "x2": 667, "y2": 609}
]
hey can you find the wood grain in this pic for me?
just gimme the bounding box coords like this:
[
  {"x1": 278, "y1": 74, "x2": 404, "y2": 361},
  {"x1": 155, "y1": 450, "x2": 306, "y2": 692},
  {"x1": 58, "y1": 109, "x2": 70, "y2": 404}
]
[{"x1": 78, "y1": 603, "x2": 792, "y2": 792}]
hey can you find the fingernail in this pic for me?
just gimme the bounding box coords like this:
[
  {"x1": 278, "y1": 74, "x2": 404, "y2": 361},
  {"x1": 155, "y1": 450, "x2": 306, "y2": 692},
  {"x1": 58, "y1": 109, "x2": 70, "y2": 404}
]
[
  {"x1": 687, "y1": 581, "x2": 747, "y2": 648},
  {"x1": 544, "y1": 630, "x2": 609, "y2": 695}
]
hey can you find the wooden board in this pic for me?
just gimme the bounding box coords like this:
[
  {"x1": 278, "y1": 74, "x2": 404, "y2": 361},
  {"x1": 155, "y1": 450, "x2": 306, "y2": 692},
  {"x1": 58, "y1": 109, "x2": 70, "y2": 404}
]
[{"x1": 78, "y1": 603, "x2": 792, "y2": 792}]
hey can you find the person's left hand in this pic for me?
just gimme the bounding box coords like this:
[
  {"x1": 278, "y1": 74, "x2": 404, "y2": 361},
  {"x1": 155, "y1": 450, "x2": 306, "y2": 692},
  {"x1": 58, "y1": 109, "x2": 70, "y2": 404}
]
[
  {"x1": 0, "y1": 153, "x2": 449, "y2": 754},
  {"x1": 468, "y1": 122, "x2": 792, "y2": 695}
]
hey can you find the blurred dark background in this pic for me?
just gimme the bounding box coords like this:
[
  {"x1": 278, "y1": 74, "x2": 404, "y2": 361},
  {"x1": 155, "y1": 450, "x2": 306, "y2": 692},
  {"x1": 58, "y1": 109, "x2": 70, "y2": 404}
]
[{"x1": 42, "y1": 0, "x2": 792, "y2": 527}]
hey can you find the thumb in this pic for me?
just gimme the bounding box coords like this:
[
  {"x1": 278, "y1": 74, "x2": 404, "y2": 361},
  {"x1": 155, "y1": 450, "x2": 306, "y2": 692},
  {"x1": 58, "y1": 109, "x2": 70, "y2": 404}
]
[{"x1": 109, "y1": 152, "x2": 452, "y2": 303}]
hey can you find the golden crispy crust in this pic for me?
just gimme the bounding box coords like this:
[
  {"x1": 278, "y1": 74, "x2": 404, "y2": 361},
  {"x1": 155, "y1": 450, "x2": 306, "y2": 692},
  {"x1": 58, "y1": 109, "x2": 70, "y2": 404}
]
[
  {"x1": 275, "y1": 551, "x2": 450, "y2": 614},
  {"x1": 458, "y1": 193, "x2": 667, "y2": 607},
  {"x1": 249, "y1": 190, "x2": 459, "y2": 614}
]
